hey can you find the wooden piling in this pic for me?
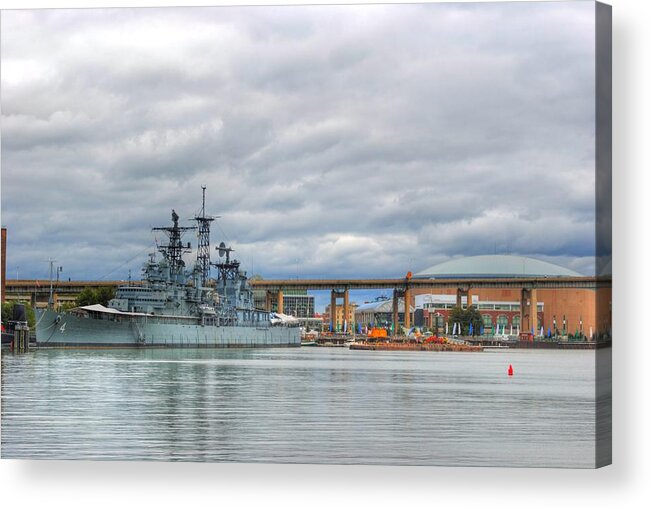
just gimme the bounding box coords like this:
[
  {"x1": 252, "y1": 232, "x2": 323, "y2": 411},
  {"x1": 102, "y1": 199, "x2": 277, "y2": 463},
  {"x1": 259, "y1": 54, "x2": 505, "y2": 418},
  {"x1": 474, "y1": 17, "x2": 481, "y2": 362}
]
[{"x1": 13, "y1": 323, "x2": 30, "y2": 352}]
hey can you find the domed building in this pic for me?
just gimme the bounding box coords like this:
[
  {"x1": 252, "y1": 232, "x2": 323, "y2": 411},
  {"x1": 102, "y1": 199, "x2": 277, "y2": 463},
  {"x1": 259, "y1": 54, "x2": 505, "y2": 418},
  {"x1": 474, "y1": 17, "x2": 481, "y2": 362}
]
[
  {"x1": 410, "y1": 255, "x2": 604, "y2": 338},
  {"x1": 414, "y1": 255, "x2": 582, "y2": 279}
]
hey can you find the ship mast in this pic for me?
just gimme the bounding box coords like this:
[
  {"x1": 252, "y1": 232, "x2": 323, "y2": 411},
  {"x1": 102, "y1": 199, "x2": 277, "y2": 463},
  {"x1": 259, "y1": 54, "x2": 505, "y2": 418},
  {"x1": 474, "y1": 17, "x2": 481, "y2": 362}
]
[
  {"x1": 152, "y1": 210, "x2": 196, "y2": 278},
  {"x1": 193, "y1": 186, "x2": 217, "y2": 288},
  {"x1": 214, "y1": 242, "x2": 240, "y2": 281}
]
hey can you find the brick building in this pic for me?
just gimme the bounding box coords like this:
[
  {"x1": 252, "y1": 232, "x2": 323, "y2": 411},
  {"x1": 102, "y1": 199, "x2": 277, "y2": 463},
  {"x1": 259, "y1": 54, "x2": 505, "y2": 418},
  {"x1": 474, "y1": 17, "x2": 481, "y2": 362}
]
[{"x1": 411, "y1": 255, "x2": 609, "y2": 338}]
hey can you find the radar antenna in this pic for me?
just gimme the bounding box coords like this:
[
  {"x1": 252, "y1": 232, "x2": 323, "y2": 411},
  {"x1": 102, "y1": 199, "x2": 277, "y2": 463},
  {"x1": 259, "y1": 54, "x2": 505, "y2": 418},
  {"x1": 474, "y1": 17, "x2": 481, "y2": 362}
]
[{"x1": 213, "y1": 241, "x2": 240, "y2": 281}]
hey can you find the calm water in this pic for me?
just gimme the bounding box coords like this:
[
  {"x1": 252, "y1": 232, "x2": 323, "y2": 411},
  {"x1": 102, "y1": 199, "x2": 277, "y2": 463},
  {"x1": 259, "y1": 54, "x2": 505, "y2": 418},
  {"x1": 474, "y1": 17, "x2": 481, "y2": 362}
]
[{"x1": 1, "y1": 347, "x2": 598, "y2": 467}]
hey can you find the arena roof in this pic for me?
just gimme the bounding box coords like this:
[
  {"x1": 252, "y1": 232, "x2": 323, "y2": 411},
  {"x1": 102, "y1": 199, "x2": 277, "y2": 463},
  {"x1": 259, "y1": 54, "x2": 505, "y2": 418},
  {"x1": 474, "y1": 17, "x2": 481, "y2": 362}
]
[{"x1": 414, "y1": 255, "x2": 582, "y2": 279}]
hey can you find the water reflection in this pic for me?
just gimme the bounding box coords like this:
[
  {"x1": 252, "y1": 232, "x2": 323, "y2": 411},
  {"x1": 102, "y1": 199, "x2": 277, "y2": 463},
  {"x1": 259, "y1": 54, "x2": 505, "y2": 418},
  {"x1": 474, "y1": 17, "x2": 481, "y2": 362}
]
[{"x1": 1, "y1": 347, "x2": 599, "y2": 467}]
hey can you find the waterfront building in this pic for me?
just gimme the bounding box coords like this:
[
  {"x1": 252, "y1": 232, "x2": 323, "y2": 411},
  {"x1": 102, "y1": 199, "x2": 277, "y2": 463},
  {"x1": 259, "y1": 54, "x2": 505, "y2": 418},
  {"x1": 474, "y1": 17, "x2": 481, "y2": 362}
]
[
  {"x1": 415, "y1": 294, "x2": 543, "y2": 334},
  {"x1": 411, "y1": 255, "x2": 603, "y2": 337}
]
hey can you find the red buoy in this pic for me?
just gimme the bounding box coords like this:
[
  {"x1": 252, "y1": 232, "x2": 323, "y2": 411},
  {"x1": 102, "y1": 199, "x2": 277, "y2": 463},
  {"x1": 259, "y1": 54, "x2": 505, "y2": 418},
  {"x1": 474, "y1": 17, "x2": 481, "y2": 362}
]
[{"x1": 507, "y1": 364, "x2": 514, "y2": 376}]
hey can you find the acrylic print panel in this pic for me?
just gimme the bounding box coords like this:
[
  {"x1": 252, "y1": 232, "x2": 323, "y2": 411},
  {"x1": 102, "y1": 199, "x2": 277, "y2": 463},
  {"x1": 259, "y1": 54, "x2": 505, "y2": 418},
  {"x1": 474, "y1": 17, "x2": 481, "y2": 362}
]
[{"x1": 0, "y1": 2, "x2": 611, "y2": 468}]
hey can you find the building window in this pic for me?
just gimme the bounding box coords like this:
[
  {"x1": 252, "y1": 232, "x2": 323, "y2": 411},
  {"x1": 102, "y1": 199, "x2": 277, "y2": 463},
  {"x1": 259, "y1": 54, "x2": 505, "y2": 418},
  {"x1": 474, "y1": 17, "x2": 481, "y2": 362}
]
[
  {"x1": 497, "y1": 315, "x2": 509, "y2": 328},
  {"x1": 512, "y1": 315, "x2": 521, "y2": 328},
  {"x1": 482, "y1": 314, "x2": 492, "y2": 328}
]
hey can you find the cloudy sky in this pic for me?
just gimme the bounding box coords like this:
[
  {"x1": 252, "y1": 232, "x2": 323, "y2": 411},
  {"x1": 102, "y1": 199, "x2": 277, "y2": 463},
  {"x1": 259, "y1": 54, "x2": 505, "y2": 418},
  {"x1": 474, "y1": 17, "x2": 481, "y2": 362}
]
[{"x1": 1, "y1": 2, "x2": 597, "y2": 298}]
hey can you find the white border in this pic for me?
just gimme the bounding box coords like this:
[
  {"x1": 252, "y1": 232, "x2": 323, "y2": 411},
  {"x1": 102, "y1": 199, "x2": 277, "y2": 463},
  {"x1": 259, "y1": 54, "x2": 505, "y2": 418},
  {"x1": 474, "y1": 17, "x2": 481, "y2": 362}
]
[{"x1": 1, "y1": 1, "x2": 649, "y2": 507}]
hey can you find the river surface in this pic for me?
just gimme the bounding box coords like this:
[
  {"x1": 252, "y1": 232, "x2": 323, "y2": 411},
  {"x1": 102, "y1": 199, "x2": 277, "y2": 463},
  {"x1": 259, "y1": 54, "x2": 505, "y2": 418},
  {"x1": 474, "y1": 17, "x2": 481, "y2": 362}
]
[{"x1": 1, "y1": 347, "x2": 600, "y2": 467}]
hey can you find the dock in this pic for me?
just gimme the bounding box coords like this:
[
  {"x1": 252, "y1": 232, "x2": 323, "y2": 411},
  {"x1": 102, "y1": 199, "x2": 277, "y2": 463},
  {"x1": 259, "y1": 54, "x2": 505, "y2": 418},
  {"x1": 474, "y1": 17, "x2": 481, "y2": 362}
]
[{"x1": 349, "y1": 341, "x2": 483, "y2": 352}]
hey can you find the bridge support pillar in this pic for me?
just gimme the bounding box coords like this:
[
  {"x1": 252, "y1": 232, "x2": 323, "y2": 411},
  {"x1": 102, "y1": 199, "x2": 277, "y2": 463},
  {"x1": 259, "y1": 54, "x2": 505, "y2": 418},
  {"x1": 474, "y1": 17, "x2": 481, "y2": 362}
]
[
  {"x1": 520, "y1": 289, "x2": 527, "y2": 334},
  {"x1": 530, "y1": 288, "x2": 538, "y2": 335},
  {"x1": 343, "y1": 289, "x2": 349, "y2": 334},
  {"x1": 392, "y1": 289, "x2": 400, "y2": 335},
  {"x1": 456, "y1": 287, "x2": 472, "y2": 309},
  {"x1": 330, "y1": 290, "x2": 337, "y2": 332},
  {"x1": 265, "y1": 291, "x2": 272, "y2": 312},
  {"x1": 277, "y1": 289, "x2": 284, "y2": 315},
  {"x1": 520, "y1": 288, "x2": 538, "y2": 335},
  {"x1": 404, "y1": 286, "x2": 411, "y2": 330}
]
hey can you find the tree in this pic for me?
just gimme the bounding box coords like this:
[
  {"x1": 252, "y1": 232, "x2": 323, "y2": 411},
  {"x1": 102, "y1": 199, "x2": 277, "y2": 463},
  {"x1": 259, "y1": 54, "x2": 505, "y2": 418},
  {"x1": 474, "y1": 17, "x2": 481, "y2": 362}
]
[
  {"x1": 76, "y1": 288, "x2": 96, "y2": 307},
  {"x1": 96, "y1": 287, "x2": 116, "y2": 306},
  {"x1": 448, "y1": 306, "x2": 484, "y2": 336},
  {"x1": 76, "y1": 287, "x2": 116, "y2": 307},
  {"x1": 1, "y1": 301, "x2": 36, "y2": 328}
]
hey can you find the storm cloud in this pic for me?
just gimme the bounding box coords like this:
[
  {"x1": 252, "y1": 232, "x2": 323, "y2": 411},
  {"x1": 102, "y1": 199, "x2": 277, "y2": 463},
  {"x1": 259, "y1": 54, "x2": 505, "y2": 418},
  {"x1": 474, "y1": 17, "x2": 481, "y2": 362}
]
[{"x1": 1, "y1": 2, "x2": 597, "y2": 288}]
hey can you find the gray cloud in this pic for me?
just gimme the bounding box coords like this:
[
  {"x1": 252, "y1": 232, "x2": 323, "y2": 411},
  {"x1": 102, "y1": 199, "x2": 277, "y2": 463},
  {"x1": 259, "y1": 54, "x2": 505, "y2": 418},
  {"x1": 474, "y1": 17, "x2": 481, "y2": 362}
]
[{"x1": 1, "y1": 2, "x2": 598, "y2": 299}]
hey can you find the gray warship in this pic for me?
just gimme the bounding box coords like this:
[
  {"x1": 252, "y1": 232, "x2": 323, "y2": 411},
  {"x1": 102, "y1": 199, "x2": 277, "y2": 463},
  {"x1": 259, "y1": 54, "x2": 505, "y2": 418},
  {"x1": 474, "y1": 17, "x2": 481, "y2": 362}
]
[{"x1": 35, "y1": 189, "x2": 301, "y2": 348}]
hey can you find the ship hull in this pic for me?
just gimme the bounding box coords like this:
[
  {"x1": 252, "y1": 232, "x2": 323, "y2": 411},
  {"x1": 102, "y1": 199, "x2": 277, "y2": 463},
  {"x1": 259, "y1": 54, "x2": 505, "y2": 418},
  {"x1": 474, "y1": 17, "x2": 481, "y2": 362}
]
[{"x1": 35, "y1": 309, "x2": 301, "y2": 348}]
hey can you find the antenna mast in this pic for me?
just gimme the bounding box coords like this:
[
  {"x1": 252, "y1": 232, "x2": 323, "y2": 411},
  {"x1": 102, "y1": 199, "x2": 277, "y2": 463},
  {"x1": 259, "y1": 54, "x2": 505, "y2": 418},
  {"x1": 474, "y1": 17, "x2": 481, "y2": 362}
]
[
  {"x1": 214, "y1": 241, "x2": 239, "y2": 281},
  {"x1": 152, "y1": 210, "x2": 195, "y2": 277},
  {"x1": 193, "y1": 185, "x2": 216, "y2": 287},
  {"x1": 48, "y1": 258, "x2": 56, "y2": 309}
]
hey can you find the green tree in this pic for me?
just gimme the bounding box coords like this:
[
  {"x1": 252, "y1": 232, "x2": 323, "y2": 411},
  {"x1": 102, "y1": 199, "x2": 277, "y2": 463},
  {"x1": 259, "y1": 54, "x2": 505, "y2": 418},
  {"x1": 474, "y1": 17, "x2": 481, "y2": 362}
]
[
  {"x1": 1, "y1": 301, "x2": 36, "y2": 328},
  {"x1": 76, "y1": 288, "x2": 96, "y2": 307},
  {"x1": 2, "y1": 302, "x2": 14, "y2": 326},
  {"x1": 76, "y1": 287, "x2": 116, "y2": 307},
  {"x1": 96, "y1": 287, "x2": 116, "y2": 306},
  {"x1": 448, "y1": 306, "x2": 484, "y2": 336}
]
